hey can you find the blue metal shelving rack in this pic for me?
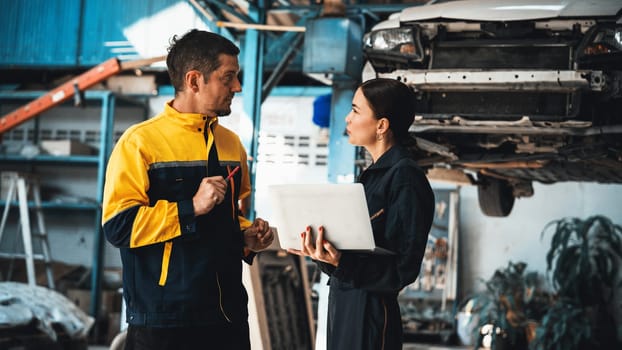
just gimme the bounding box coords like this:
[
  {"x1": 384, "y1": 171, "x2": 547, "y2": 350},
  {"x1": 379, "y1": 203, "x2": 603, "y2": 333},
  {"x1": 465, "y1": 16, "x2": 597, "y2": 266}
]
[{"x1": 0, "y1": 90, "x2": 130, "y2": 319}]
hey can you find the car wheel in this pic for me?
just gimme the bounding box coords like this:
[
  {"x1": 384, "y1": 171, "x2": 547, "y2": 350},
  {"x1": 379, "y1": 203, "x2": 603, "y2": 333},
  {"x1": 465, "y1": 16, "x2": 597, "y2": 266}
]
[{"x1": 477, "y1": 176, "x2": 515, "y2": 217}]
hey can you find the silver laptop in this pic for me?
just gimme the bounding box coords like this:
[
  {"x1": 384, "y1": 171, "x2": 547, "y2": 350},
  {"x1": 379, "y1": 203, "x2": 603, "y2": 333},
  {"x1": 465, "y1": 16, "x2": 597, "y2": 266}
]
[{"x1": 268, "y1": 183, "x2": 394, "y2": 255}]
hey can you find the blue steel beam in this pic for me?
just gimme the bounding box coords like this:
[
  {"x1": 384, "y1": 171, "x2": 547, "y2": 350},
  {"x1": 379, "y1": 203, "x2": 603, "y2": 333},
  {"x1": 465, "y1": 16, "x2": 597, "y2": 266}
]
[
  {"x1": 268, "y1": 86, "x2": 331, "y2": 96},
  {"x1": 328, "y1": 79, "x2": 358, "y2": 183},
  {"x1": 261, "y1": 32, "x2": 303, "y2": 102},
  {"x1": 241, "y1": 0, "x2": 267, "y2": 220},
  {"x1": 264, "y1": 11, "x2": 316, "y2": 59},
  {"x1": 261, "y1": 9, "x2": 319, "y2": 99},
  {"x1": 91, "y1": 91, "x2": 114, "y2": 318}
]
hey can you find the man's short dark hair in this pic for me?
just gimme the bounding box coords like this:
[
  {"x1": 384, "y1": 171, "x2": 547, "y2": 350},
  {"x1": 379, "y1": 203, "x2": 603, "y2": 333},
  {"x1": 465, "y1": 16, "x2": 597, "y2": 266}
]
[{"x1": 166, "y1": 29, "x2": 240, "y2": 93}]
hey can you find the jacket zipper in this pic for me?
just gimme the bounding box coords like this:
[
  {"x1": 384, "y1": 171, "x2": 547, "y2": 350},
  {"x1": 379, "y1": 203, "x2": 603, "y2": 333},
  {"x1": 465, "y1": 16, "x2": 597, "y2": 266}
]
[
  {"x1": 381, "y1": 298, "x2": 388, "y2": 350},
  {"x1": 216, "y1": 272, "x2": 232, "y2": 322},
  {"x1": 227, "y1": 165, "x2": 236, "y2": 220}
]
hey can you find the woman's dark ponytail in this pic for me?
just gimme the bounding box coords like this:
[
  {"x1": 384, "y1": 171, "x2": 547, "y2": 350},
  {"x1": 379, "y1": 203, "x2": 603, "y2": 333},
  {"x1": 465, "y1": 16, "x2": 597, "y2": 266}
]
[{"x1": 359, "y1": 78, "x2": 420, "y2": 153}]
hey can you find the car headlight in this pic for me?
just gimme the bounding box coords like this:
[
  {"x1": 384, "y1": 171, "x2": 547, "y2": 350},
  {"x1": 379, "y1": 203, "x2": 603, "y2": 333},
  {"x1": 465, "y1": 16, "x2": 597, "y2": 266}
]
[{"x1": 363, "y1": 27, "x2": 424, "y2": 62}]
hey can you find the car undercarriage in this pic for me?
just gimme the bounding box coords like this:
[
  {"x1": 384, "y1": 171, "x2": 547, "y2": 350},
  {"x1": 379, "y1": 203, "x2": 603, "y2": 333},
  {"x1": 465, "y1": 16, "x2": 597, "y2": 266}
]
[{"x1": 364, "y1": 12, "x2": 622, "y2": 216}]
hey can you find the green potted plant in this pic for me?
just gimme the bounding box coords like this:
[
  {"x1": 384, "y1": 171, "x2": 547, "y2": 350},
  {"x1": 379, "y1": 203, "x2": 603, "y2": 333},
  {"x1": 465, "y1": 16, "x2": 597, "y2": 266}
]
[
  {"x1": 532, "y1": 215, "x2": 622, "y2": 350},
  {"x1": 467, "y1": 261, "x2": 549, "y2": 350}
]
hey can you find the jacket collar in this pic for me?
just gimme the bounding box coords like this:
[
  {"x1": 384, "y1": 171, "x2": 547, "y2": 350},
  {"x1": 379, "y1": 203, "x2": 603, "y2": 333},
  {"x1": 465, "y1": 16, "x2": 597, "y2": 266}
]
[
  {"x1": 163, "y1": 100, "x2": 219, "y2": 131},
  {"x1": 366, "y1": 145, "x2": 412, "y2": 171}
]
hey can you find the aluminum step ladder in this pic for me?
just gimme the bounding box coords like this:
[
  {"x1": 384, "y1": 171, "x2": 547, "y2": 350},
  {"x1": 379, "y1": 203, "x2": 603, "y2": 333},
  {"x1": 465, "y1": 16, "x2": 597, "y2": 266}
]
[{"x1": 0, "y1": 172, "x2": 55, "y2": 288}]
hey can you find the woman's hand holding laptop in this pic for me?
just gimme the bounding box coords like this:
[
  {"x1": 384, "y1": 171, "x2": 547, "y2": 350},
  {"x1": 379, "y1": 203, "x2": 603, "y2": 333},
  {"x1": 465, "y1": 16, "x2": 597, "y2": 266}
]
[{"x1": 287, "y1": 225, "x2": 342, "y2": 267}]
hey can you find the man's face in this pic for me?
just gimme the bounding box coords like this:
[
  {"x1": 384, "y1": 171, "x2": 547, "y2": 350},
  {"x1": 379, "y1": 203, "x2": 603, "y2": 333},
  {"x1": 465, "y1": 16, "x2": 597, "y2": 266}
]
[{"x1": 200, "y1": 54, "x2": 241, "y2": 116}]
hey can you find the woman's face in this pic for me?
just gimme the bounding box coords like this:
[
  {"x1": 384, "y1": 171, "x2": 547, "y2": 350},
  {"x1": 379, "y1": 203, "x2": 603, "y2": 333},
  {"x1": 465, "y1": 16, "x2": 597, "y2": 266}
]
[{"x1": 345, "y1": 88, "x2": 379, "y2": 147}]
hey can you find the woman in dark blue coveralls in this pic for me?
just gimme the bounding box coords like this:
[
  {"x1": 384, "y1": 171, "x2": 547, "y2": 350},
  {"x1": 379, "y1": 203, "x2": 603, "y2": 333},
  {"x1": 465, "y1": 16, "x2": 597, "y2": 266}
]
[{"x1": 289, "y1": 78, "x2": 435, "y2": 350}]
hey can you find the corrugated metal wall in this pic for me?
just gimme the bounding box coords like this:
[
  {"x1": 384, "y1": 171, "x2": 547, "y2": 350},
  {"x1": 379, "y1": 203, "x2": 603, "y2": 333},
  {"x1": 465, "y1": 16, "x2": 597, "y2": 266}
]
[
  {"x1": 0, "y1": 0, "x2": 304, "y2": 71},
  {"x1": 1, "y1": 0, "x2": 82, "y2": 67},
  {"x1": 0, "y1": 0, "x2": 202, "y2": 68}
]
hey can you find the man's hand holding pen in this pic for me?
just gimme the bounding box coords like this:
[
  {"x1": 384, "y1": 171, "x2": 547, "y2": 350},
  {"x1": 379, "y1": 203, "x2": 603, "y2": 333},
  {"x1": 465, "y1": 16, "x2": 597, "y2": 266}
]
[
  {"x1": 244, "y1": 218, "x2": 274, "y2": 252},
  {"x1": 288, "y1": 226, "x2": 341, "y2": 267},
  {"x1": 193, "y1": 166, "x2": 241, "y2": 216},
  {"x1": 193, "y1": 176, "x2": 227, "y2": 216}
]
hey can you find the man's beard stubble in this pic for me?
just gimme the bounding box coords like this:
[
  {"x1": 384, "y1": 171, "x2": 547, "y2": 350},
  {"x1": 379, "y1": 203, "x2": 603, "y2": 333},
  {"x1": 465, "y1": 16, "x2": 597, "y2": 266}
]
[{"x1": 215, "y1": 107, "x2": 231, "y2": 117}]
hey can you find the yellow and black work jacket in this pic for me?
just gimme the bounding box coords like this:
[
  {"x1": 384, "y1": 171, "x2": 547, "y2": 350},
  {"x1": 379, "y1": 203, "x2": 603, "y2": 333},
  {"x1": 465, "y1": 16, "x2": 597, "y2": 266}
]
[{"x1": 102, "y1": 102, "x2": 253, "y2": 327}]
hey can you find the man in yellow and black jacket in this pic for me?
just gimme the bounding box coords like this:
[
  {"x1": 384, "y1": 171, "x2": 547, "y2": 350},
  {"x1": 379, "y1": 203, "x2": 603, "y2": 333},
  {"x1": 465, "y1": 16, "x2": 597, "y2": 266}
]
[{"x1": 102, "y1": 30, "x2": 273, "y2": 350}]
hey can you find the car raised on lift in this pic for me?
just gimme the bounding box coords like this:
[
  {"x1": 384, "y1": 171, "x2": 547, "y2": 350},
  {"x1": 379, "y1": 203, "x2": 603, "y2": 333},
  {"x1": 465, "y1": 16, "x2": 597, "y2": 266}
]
[{"x1": 362, "y1": 0, "x2": 622, "y2": 216}]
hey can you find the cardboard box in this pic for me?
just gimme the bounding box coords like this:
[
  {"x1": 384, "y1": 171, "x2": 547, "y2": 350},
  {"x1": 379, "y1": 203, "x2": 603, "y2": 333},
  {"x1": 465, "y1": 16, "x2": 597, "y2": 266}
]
[
  {"x1": 40, "y1": 140, "x2": 93, "y2": 156},
  {"x1": 107, "y1": 75, "x2": 157, "y2": 95},
  {"x1": 66, "y1": 288, "x2": 91, "y2": 314}
]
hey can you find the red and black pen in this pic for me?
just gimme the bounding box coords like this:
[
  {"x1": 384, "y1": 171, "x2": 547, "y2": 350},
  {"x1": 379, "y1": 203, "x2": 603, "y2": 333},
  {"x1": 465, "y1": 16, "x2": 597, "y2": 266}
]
[{"x1": 225, "y1": 165, "x2": 241, "y2": 181}]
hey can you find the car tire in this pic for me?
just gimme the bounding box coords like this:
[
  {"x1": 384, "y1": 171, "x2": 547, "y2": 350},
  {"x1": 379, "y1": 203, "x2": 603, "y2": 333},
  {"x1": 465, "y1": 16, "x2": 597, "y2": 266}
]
[{"x1": 477, "y1": 176, "x2": 515, "y2": 217}]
